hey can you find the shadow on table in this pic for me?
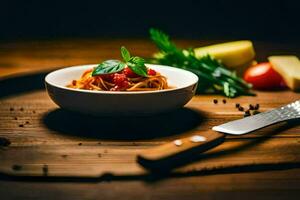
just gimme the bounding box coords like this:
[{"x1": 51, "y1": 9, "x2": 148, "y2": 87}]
[
  {"x1": 43, "y1": 108, "x2": 205, "y2": 140},
  {"x1": 0, "y1": 73, "x2": 46, "y2": 98},
  {"x1": 1, "y1": 119, "x2": 300, "y2": 183}
]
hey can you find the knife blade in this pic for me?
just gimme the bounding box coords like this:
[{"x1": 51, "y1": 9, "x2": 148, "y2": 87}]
[
  {"x1": 137, "y1": 100, "x2": 300, "y2": 171},
  {"x1": 213, "y1": 100, "x2": 300, "y2": 135}
]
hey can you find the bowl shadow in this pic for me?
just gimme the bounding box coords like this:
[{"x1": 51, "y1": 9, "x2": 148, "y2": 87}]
[{"x1": 43, "y1": 108, "x2": 205, "y2": 140}]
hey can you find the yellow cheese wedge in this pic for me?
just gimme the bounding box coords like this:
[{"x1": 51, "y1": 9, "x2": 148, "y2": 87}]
[
  {"x1": 194, "y1": 41, "x2": 255, "y2": 68},
  {"x1": 268, "y1": 56, "x2": 300, "y2": 91}
]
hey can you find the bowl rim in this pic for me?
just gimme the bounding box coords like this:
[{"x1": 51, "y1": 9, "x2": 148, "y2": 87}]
[{"x1": 45, "y1": 63, "x2": 198, "y2": 95}]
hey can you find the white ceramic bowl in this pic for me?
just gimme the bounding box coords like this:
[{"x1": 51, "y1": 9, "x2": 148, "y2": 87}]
[{"x1": 45, "y1": 64, "x2": 198, "y2": 116}]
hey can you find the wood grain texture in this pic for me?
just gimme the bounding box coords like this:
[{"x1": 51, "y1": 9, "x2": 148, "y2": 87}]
[
  {"x1": 137, "y1": 130, "x2": 226, "y2": 171},
  {"x1": 0, "y1": 39, "x2": 300, "y2": 199}
]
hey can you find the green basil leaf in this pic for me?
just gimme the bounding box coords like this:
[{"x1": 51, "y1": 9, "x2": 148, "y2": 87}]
[
  {"x1": 121, "y1": 46, "x2": 131, "y2": 62},
  {"x1": 127, "y1": 62, "x2": 148, "y2": 77},
  {"x1": 127, "y1": 56, "x2": 147, "y2": 77},
  {"x1": 131, "y1": 56, "x2": 145, "y2": 65},
  {"x1": 92, "y1": 60, "x2": 125, "y2": 76}
]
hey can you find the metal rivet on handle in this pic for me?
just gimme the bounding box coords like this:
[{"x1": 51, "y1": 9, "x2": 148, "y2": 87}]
[
  {"x1": 174, "y1": 139, "x2": 183, "y2": 146},
  {"x1": 190, "y1": 135, "x2": 207, "y2": 143}
]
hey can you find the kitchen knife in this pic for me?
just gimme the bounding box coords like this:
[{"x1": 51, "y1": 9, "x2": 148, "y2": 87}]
[{"x1": 137, "y1": 100, "x2": 300, "y2": 171}]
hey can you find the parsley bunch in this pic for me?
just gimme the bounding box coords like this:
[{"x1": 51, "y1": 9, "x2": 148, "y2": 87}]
[{"x1": 149, "y1": 28, "x2": 254, "y2": 97}]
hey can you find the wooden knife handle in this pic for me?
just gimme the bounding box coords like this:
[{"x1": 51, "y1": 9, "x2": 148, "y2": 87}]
[{"x1": 137, "y1": 130, "x2": 225, "y2": 171}]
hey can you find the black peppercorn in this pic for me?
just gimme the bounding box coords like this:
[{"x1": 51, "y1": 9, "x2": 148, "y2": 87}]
[
  {"x1": 42, "y1": 164, "x2": 48, "y2": 176},
  {"x1": 244, "y1": 113, "x2": 251, "y2": 117},
  {"x1": 253, "y1": 110, "x2": 260, "y2": 115},
  {"x1": 249, "y1": 104, "x2": 255, "y2": 110},
  {"x1": 12, "y1": 164, "x2": 22, "y2": 171},
  {"x1": 0, "y1": 137, "x2": 11, "y2": 147}
]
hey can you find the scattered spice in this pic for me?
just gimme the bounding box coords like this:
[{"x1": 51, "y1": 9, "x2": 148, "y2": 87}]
[
  {"x1": 14, "y1": 117, "x2": 18, "y2": 120},
  {"x1": 213, "y1": 99, "x2": 218, "y2": 104},
  {"x1": 12, "y1": 164, "x2": 22, "y2": 171},
  {"x1": 42, "y1": 164, "x2": 48, "y2": 176},
  {"x1": 249, "y1": 104, "x2": 255, "y2": 110},
  {"x1": 61, "y1": 155, "x2": 68, "y2": 158},
  {"x1": 98, "y1": 153, "x2": 102, "y2": 158},
  {"x1": 25, "y1": 121, "x2": 30, "y2": 124},
  {"x1": 78, "y1": 142, "x2": 82, "y2": 146},
  {"x1": 244, "y1": 109, "x2": 251, "y2": 117},
  {"x1": 238, "y1": 107, "x2": 244, "y2": 111},
  {"x1": 9, "y1": 107, "x2": 14, "y2": 111},
  {"x1": 254, "y1": 104, "x2": 260, "y2": 110},
  {"x1": 252, "y1": 110, "x2": 260, "y2": 115},
  {"x1": 20, "y1": 107, "x2": 24, "y2": 111},
  {"x1": 244, "y1": 113, "x2": 251, "y2": 117},
  {"x1": 33, "y1": 110, "x2": 36, "y2": 114},
  {"x1": 19, "y1": 124, "x2": 24, "y2": 127},
  {"x1": 235, "y1": 103, "x2": 240, "y2": 108},
  {"x1": 0, "y1": 137, "x2": 11, "y2": 147},
  {"x1": 222, "y1": 99, "x2": 227, "y2": 104}
]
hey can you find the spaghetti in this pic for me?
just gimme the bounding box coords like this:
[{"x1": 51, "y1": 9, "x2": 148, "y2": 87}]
[{"x1": 67, "y1": 67, "x2": 169, "y2": 91}]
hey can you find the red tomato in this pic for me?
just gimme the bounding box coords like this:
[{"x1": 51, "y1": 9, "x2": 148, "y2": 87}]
[
  {"x1": 123, "y1": 67, "x2": 139, "y2": 78},
  {"x1": 99, "y1": 73, "x2": 114, "y2": 82},
  {"x1": 112, "y1": 73, "x2": 129, "y2": 90},
  {"x1": 147, "y1": 68, "x2": 156, "y2": 76},
  {"x1": 244, "y1": 62, "x2": 286, "y2": 90},
  {"x1": 113, "y1": 73, "x2": 127, "y2": 84}
]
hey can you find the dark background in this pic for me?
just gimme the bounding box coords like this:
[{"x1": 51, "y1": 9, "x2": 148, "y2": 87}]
[{"x1": 0, "y1": 0, "x2": 299, "y2": 41}]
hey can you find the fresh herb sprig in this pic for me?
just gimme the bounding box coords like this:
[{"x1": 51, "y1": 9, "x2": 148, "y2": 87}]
[
  {"x1": 121, "y1": 47, "x2": 148, "y2": 77},
  {"x1": 149, "y1": 28, "x2": 254, "y2": 97},
  {"x1": 92, "y1": 46, "x2": 148, "y2": 77}
]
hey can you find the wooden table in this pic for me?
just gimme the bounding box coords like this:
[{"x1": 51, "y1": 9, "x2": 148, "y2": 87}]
[{"x1": 0, "y1": 39, "x2": 300, "y2": 200}]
